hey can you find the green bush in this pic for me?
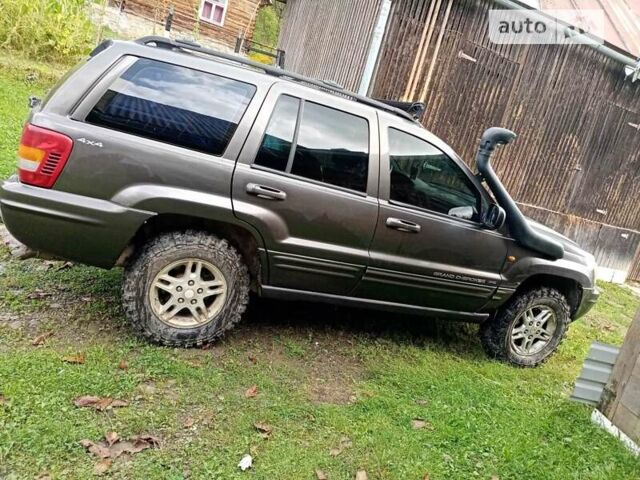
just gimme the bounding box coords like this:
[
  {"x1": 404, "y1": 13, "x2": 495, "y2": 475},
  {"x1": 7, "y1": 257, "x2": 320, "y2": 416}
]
[
  {"x1": 0, "y1": 0, "x2": 95, "y2": 63},
  {"x1": 253, "y1": 4, "x2": 281, "y2": 48},
  {"x1": 249, "y1": 4, "x2": 283, "y2": 65}
]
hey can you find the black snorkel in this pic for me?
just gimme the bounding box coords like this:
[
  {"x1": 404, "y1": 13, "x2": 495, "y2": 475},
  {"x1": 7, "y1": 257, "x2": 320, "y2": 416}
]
[{"x1": 476, "y1": 127, "x2": 564, "y2": 260}]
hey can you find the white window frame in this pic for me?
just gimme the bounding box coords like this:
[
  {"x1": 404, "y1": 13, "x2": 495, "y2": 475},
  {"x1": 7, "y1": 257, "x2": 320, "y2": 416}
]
[{"x1": 199, "y1": 0, "x2": 228, "y2": 27}]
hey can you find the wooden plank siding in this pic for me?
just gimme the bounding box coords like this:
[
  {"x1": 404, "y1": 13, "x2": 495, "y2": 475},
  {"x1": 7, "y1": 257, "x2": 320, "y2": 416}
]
[
  {"x1": 601, "y1": 309, "x2": 640, "y2": 444},
  {"x1": 629, "y1": 246, "x2": 640, "y2": 282},
  {"x1": 124, "y1": 0, "x2": 262, "y2": 49},
  {"x1": 278, "y1": 0, "x2": 383, "y2": 91},
  {"x1": 279, "y1": 0, "x2": 640, "y2": 279}
]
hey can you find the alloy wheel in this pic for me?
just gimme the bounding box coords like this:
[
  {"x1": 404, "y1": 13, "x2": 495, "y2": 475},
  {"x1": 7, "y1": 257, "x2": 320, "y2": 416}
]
[
  {"x1": 149, "y1": 258, "x2": 227, "y2": 328},
  {"x1": 509, "y1": 305, "x2": 557, "y2": 356}
]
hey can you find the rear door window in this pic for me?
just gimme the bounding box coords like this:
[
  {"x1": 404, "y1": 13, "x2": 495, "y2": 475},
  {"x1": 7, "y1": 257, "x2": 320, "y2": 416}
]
[
  {"x1": 254, "y1": 95, "x2": 300, "y2": 171},
  {"x1": 86, "y1": 58, "x2": 256, "y2": 156},
  {"x1": 254, "y1": 95, "x2": 369, "y2": 193}
]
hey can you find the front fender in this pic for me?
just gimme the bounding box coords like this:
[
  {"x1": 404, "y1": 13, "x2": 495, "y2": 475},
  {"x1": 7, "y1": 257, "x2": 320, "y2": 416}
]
[{"x1": 503, "y1": 256, "x2": 594, "y2": 289}]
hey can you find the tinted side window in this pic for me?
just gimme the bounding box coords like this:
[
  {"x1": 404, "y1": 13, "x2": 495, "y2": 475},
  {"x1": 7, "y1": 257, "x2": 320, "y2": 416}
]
[
  {"x1": 254, "y1": 95, "x2": 300, "y2": 171},
  {"x1": 254, "y1": 96, "x2": 369, "y2": 193},
  {"x1": 86, "y1": 58, "x2": 256, "y2": 156},
  {"x1": 292, "y1": 102, "x2": 369, "y2": 192},
  {"x1": 388, "y1": 128, "x2": 480, "y2": 220}
]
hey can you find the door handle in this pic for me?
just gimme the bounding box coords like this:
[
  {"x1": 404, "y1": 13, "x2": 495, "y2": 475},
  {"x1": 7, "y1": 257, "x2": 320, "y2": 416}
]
[
  {"x1": 386, "y1": 217, "x2": 421, "y2": 233},
  {"x1": 246, "y1": 183, "x2": 287, "y2": 201}
]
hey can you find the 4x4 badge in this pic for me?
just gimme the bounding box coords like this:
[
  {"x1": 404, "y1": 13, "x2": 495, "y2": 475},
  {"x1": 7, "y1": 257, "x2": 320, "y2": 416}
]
[{"x1": 77, "y1": 137, "x2": 103, "y2": 148}]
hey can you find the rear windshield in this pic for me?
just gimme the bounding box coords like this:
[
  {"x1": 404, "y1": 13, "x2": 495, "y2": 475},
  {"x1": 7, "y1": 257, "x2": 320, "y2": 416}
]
[{"x1": 86, "y1": 58, "x2": 256, "y2": 156}]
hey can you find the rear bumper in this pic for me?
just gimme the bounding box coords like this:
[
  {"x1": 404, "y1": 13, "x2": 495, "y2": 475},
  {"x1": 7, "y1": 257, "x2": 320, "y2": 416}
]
[
  {"x1": 0, "y1": 177, "x2": 153, "y2": 268},
  {"x1": 574, "y1": 285, "x2": 601, "y2": 320}
]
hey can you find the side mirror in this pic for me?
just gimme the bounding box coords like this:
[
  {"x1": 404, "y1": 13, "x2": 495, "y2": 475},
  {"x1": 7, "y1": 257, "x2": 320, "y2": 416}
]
[
  {"x1": 448, "y1": 206, "x2": 475, "y2": 220},
  {"x1": 482, "y1": 203, "x2": 506, "y2": 230}
]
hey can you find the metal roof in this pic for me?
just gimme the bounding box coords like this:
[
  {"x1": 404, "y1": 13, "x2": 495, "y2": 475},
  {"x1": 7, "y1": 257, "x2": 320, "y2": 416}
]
[{"x1": 540, "y1": 0, "x2": 640, "y2": 57}]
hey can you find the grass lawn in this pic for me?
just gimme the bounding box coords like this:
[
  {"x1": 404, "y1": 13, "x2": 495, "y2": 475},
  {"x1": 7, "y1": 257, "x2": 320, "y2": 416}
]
[{"x1": 1, "y1": 54, "x2": 639, "y2": 479}]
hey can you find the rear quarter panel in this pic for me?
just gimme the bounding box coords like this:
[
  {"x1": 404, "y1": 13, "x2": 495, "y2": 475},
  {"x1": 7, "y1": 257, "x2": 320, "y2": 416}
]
[{"x1": 15, "y1": 42, "x2": 274, "y2": 267}]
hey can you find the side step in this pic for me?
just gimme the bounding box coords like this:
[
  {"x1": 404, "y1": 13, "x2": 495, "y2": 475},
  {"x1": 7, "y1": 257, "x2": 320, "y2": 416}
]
[{"x1": 260, "y1": 285, "x2": 489, "y2": 322}]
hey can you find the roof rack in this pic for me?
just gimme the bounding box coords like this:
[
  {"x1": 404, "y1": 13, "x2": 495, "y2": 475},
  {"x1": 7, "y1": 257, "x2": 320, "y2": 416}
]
[{"x1": 135, "y1": 36, "x2": 421, "y2": 123}]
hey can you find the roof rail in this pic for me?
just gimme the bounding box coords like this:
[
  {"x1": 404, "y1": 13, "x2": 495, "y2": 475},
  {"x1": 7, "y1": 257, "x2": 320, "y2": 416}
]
[{"x1": 135, "y1": 36, "x2": 419, "y2": 123}]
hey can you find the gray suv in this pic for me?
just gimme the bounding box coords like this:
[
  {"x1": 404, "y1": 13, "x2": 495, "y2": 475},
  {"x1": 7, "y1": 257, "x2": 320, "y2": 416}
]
[{"x1": 0, "y1": 37, "x2": 599, "y2": 366}]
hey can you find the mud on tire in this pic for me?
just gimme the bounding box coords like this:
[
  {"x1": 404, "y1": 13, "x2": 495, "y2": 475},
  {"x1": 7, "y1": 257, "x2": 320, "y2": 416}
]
[
  {"x1": 122, "y1": 230, "x2": 250, "y2": 347},
  {"x1": 479, "y1": 287, "x2": 570, "y2": 367}
]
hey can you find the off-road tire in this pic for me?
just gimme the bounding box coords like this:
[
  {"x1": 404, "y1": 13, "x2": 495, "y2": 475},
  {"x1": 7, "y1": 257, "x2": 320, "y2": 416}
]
[
  {"x1": 122, "y1": 230, "x2": 250, "y2": 347},
  {"x1": 479, "y1": 287, "x2": 570, "y2": 367}
]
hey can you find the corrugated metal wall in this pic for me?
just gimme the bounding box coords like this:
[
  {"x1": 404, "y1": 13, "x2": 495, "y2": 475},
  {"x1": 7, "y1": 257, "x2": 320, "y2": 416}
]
[
  {"x1": 279, "y1": 0, "x2": 640, "y2": 279},
  {"x1": 278, "y1": 0, "x2": 382, "y2": 91}
]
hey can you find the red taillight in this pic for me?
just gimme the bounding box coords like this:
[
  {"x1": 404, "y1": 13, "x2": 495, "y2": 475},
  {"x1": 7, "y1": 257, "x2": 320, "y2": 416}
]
[{"x1": 18, "y1": 124, "x2": 73, "y2": 188}]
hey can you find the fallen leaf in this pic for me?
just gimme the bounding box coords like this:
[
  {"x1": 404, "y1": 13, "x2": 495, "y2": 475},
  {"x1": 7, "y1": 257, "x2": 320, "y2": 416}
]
[
  {"x1": 0, "y1": 394, "x2": 6, "y2": 405},
  {"x1": 96, "y1": 397, "x2": 114, "y2": 410},
  {"x1": 248, "y1": 354, "x2": 258, "y2": 364},
  {"x1": 491, "y1": 476, "x2": 500, "y2": 480},
  {"x1": 355, "y1": 470, "x2": 368, "y2": 480},
  {"x1": 238, "y1": 454, "x2": 252, "y2": 471},
  {"x1": 27, "y1": 289, "x2": 53, "y2": 300},
  {"x1": 316, "y1": 469, "x2": 328, "y2": 479},
  {"x1": 118, "y1": 360, "x2": 128, "y2": 370},
  {"x1": 73, "y1": 396, "x2": 100, "y2": 407},
  {"x1": 94, "y1": 458, "x2": 112, "y2": 475},
  {"x1": 73, "y1": 395, "x2": 129, "y2": 411},
  {"x1": 183, "y1": 417, "x2": 195, "y2": 428},
  {"x1": 245, "y1": 385, "x2": 258, "y2": 398},
  {"x1": 80, "y1": 439, "x2": 111, "y2": 459},
  {"x1": 135, "y1": 434, "x2": 161, "y2": 447},
  {"x1": 105, "y1": 431, "x2": 119, "y2": 446},
  {"x1": 80, "y1": 433, "x2": 160, "y2": 460},
  {"x1": 254, "y1": 421, "x2": 273, "y2": 439},
  {"x1": 31, "y1": 331, "x2": 54, "y2": 346},
  {"x1": 108, "y1": 439, "x2": 148, "y2": 458},
  {"x1": 63, "y1": 353, "x2": 86, "y2": 364},
  {"x1": 329, "y1": 448, "x2": 342, "y2": 457},
  {"x1": 423, "y1": 474, "x2": 430, "y2": 480}
]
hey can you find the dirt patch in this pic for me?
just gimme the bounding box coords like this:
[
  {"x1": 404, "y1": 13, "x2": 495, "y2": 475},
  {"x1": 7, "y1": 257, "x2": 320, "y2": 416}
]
[
  {"x1": 306, "y1": 346, "x2": 363, "y2": 405},
  {"x1": 232, "y1": 318, "x2": 366, "y2": 405}
]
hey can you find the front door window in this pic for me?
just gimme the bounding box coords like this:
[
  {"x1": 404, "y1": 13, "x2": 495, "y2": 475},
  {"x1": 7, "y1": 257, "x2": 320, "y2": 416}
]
[{"x1": 388, "y1": 128, "x2": 481, "y2": 221}]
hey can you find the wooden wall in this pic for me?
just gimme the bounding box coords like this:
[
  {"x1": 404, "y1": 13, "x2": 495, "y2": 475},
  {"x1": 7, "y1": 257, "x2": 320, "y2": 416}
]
[
  {"x1": 280, "y1": 0, "x2": 640, "y2": 279},
  {"x1": 601, "y1": 309, "x2": 640, "y2": 444},
  {"x1": 278, "y1": 0, "x2": 383, "y2": 91},
  {"x1": 123, "y1": 0, "x2": 262, "y2": 48}
]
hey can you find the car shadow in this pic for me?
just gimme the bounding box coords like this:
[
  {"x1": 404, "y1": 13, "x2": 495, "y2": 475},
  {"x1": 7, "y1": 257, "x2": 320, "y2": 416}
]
[{"x1": 239, "y1": 295, "x2": 485, "y2": 359}]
